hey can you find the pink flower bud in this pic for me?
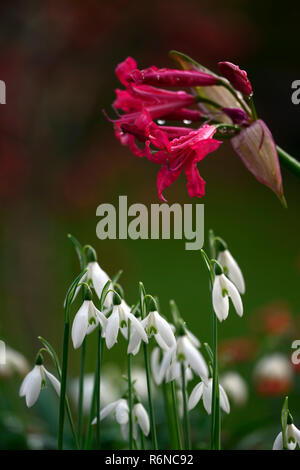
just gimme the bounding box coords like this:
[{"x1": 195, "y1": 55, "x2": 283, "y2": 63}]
[
  {"x1": 128, "y1": 67, "x2": 218, "y2": 87},
  {"x1": 231, "y1": 120, "x2": 285, "y2": 204},
  {"x1": 218, "y1": 62, "x2": 253, "y2": 96},
  {"x1": 222, "y1": 107, "x2": 249, "y2": 126}
]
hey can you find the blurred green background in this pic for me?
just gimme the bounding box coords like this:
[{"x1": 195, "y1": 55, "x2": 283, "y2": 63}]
[{"x1": 0, "y1": 0, "x2": 299, "y2": 449}]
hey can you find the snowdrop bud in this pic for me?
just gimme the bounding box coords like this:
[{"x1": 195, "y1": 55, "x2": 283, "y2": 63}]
[
  {"x1": 214, "y1": 237, "x2": 227, "y2": 253},
  {"x1": 213, "y1": 260, "x2": 224, "y2": 276},
  {"x1": 35, "y1": 352, "x2": 43, "y2": 366},
  {"x1": 114, "y1": 283, "x2": 124, "y2": 299}
]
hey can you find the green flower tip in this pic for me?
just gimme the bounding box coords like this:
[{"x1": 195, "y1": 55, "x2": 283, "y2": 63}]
[
  {"x1": 85, "y1": 245, "x2": 97, "y2": 263},
  {"x1": 113, "y1": 291, "x2": 122, "y2": 306},
  {"x1": 214, "y1": 237, "x2": 227, "y2": 252},
  {"x1": 114, "y1": 283, "x2": 124, "y2": 299},
  {"x1": 35, "y1": 352, "x2": 44, "y2": 365},
  {"x1": 213, "y1": 260, "x2": 224, "y2": 276}
]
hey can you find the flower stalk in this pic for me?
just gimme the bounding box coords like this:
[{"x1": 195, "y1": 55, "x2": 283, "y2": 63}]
[{"x1": 181, "y1": 363, "x2": 191, "y2": 450}]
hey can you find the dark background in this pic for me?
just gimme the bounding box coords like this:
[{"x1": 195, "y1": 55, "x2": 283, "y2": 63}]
[{"x1": 0, "y1": 0, "x2": 299, "y2": 449}]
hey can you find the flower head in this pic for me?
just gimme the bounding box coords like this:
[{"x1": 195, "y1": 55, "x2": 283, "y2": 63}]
[
  {"x1": 128, "y1": 308, "x2": 175, "y2": 355},
  {"x1": 273, "y1": 423, "x2": 300, "y2": 450},
  {"x1": 92, "y1": 398, "x2": 150, "y2": 440},
  {"x1": 19, "y1": 362, "x2": 60, "y2": 408},
  {"x1": 188, "y1": 378, "x2": 230, "y2": 415},
  {"x1": 212, "y1": 267, "x2": 243, "y2": 322},
  {"x1": 71, "y1": 298, "x2": 107, "y2": 349},
  {"x1": 106, "y1": 299, "x2": 148, "y2": 350}
]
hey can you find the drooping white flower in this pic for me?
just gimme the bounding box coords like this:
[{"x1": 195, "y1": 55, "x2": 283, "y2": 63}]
[
  {"x1": 273, "y1": 423, "x2": 300, "y2": 450},
  {"x1": 212, "y1": 272, "x2": 243, "y2": 322},
  {"x1": 71, "y1": 299, "x2": 108, "y2": 349},
  {"x1": 92, "y1": 398, "x2": 150, "y2": 439},
  {"x1": 106, "y1": 300, "x2": 148, "y2": 350},
  {"x1": 188, "y1": 378, "x2": 230, "y2": 415},
  {"x1": 128, "y1": 309, "x2": 176, "y2": 356},
  {"x1": 151, "y1": 346, "x2": 193, "y2": 386},
  {"x1": 85, "y1": 261, "x2": 113, "y2": 307},
  {"x1": 220, "y1": 371, "x2": 248, "y2": 407},
  {"x1": 19, "y1": 364, "x2": 60, "y2": 407},
  {"x1": 218, "y1": 249, "x2": 245, "y2": 294},
  {"x1": 156, "y1": 335, "x2": 208, "y2": 385}
]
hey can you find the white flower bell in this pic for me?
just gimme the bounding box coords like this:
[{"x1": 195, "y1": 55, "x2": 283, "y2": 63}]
[
  {"x1": 212, "y1": 262, "x2": 243, "y2": 322},
  {"x1": 188, "y1": 378, "x2": 230, "y2": 415},
  {"x1": 19, "y1": 355, "x2": 60, "y2": 408}
]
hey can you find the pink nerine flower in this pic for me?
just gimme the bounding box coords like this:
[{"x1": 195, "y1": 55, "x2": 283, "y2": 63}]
[
  {"x1": 144, "y1": 118, "x2": 222, "y2": 201},
  {"x1": 218, "y1": 61, "x2": 253, "y2": 96}
]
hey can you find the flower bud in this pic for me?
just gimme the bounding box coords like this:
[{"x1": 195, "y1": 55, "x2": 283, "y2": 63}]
[
  {"x1": 231, "y1": 119, "x2": 285, "y2": 205},
  {"x1": 218, "y1": 61, "x2": 252, "y2": 96},
  {"x1": 85, "y1": 246, "x2": 97, "y2": 263}
]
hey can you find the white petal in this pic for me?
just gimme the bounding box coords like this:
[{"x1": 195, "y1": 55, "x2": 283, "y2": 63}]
[
  {"x1": 212, "y1": 275, "x2": 229, "y2": 322},
  {"x1": 127, "y1": 313, "x2": 148, "y2": 343},
  {"x1": 105, "y1": 307, "x2": 120, "y2": 349},
  {"x1": 219, "y1": 250, "x2": 245, "y2": 295},
  {"x1": 292, "y1": 424, "x2": 300, "y2": 447},
  {"x1": 43, "y1": 367, "x2": 60, "y2": 396},
  {"x1": 151, "y1": 347, "x2": 161, "y2": 385},
  {"x1": 153, "y1": 312, "x2": 176, "y2": 348},
  {"x1": 121, "y1": 422, "x2": 129, "y2": 441},
  {"x1": 89, "y1": 262, "x2": 112, "y2": 306},
  {"x1": 185, "y1": 329, "x2": 201, "y2": 348},
  {"x1": 96, "y1": 400, "x2": 119, "y2": 423},
  {"x1": 225, "y1": 276, "x2": 243, "y2": 317},
  {"x1": 115, "y1": 399, "x2": 129, "y2": 425},
  {"x1": 287, "y1": 424, "x2": 297, "y2": 450},
  {"x1": 71, "y1": 301, "x2": 89, "y2": 349},
  {"x1": 182, "y1": 337, "x2": 208, "y2": 380},
  {"x1": 158, "y1": 345, "x2": 176, "y2": 385},
  {"x1": 154, "y1": 333, "x2": 169, "y2": 351},
  {"x1": 19, "y1": 369, "x2": 34, "y2": 397},
  {"x1": 203, "y1": 379, "x2": 213, "y2": 414},
  {"x1": 219, "y1": 384, "x2": 230, "y2": 414},
  {"x1": 188, "y1": 382, "x2": 204, "y2": 410},
  {"x1": 273, "y1": 432, "x2": 283, "y2": 450},
  {"x1": 127, "y1": 330, "x2": 142, "y2": 356},
  {"x1": 134, "y1": 403, "x2": 150, "y2": 436},
  {"x1": 22, "y1": 366, "x2": 42, "y2": 408}
]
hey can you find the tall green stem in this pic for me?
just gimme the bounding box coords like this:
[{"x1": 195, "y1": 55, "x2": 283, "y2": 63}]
[
  {"x1": 171, "y1": 381, "x2": 183, "y2": 450},
  {"x1": 211, "y1": 312, "x2": 220, "y2": 450},
  {"x1": 95, "y1": 326, "x2": 103, "y2": 448},
  {"x1": 181, "y1": 363, "x2": 191, "y2": 450},
  {"x1": 58, "y1": 320, "x2": 70, "y2": 450},
  {"x1": 77, "y1": 338, "x2": 86, "y2": 446},
  {"x1": 162, "y1": 381, "x2": 176, "y2": 449},
  {"x1": 139, "y1": 283, "x2": 158, "y2": 450},
  {"x1": 127, "y1": 320, "x2": 134, "y2": 450}
]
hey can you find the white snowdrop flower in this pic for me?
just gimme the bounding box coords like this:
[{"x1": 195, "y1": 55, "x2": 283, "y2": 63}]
[
  {"x1": 76, "y1": 246, "x2": 113, "y2": 308},
  {"x1": 273, "y1": 423, "x2": 300, "y2": 450},
  {"x1": 220, "y1": 371, "x2": 248, "y2": 407},
  {"x1": 71, "y1": 298, "x2": 108, "y2": 349},
  {"x1": 212, "y1": 263, "x2": 243, "y2": 322},
  {"x1": 218, "y1": 246, "x2": 245, "y2": 294},
  {"x1": 0, "y1": 346, "x2": 29, "y2": 378},
  {"x1": 151, "y1": 346, "x2": 193, "y2": 386},
  {"x1": 19, "y1": 360, "x2": 60, "y2": 408},
  {"x1": 188, "y1": 378, "x2": 230, "y2": 415},
  {"x1": 157, "y1": 335, "x2": 208, "y2": 385},
  {"x1": 128, "y1": 308, "x2": 175, "y2": 356},
  {"x1": 133, "y1": 403, "x2": 150, "y2": 437},
  {"x1": 106, "y1": 298, "x2": 148, "y2": 350}
]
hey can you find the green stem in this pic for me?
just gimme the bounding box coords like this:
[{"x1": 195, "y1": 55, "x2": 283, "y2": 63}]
[
  {"x1": 95, "y1": 326, "x2": 102, "y2": 449},
  {"x1": 139, "y1": 283, "x2": 158, "y2": 450},
  {"x1": 171, "y1": 380, "x2": 183, "y2": 450},
  {"x1": 127, "y1": 320, "x2": 133, "y2": 450},
  {"x1": 181, "y1": 363, "x2": 191, "y2": 450},
  {"x1": 85, "y1": 363, "x2": 98, "y2": 449},
  {"x1": 211, "y1": 312, "x2": 221, "y2": 450},
  {"x1": 77, "y1": 339, "x2": 86, "y2": 447},
  {"x1": 58, "y1": 320, "x2": 70, "y2": 450},
  {"x1": 162, "y1": 381, "x2": 176, "y2": 449},
  {"x1": 277, "y1": 146, "x2": 300, "y2": 178}
]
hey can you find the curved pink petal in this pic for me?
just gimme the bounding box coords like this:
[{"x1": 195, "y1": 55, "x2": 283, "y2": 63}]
[{"x1": 157, "y1": 163, "x2": 183, "y2": 202}]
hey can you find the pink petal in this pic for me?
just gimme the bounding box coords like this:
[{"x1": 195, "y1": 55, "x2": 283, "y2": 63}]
[
  {"x1": 184, "y1": 160, "x2": 206, "y2": 198},
  {"x1": 116, "y1": 57, "x2": 137, "y2": 86},
  {"x1": 157, "y1": 163, "x2": 183, "y2": 201}
]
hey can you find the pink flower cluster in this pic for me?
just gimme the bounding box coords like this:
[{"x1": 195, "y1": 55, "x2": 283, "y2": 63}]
[{"x1": 110, "y1": 56, "x2": 284, "y2": 204}]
